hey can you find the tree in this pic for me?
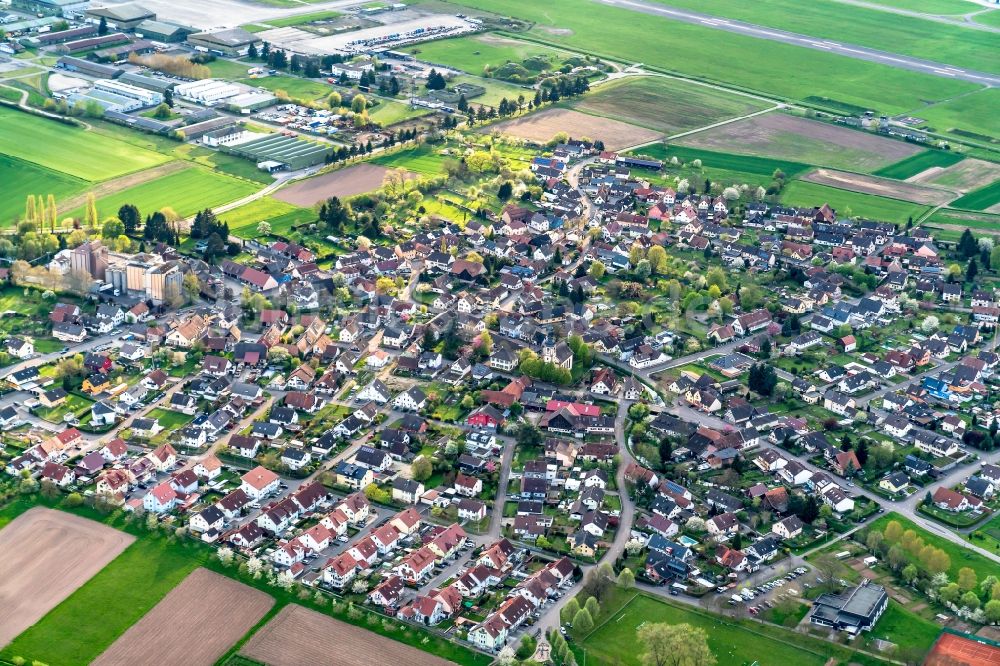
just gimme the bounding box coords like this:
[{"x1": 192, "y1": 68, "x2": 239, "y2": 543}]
[
  {"x1": 902, "y1": 563, "x2": 919, "y2": 584},
  {"x1": 617, "y1": 567, "x2": 636, "y2": 589},
  {"x1": 958, "y1": 567, "x2": 977, "y2": 593},
  {"x1": 985, "y1": 599, "x2": 1000, "y2": 623},
  {"x1": 958, "y1": 228, "x2": 979, "y2": 259},
  {"x1": 748, "y1": 363, "x2": 778, "y2": 396},
  {"x1": 98, "y1": 16, "x2": 108, "y2": 35},
  {"x1": 584, "y1": 595, "x2": 601, "y2": 619},
  {"x1": 182, "y1": 272, "x2": 201, "y2": 303},
  {"x1": 152, "y1": 102, "x2": 172, "y2": 119},
  {"x1": 257, "y1": 221, "x2": 271, "y2": 236},
  {"x1": 411, "y1": 455, "x2": 433, "y2": 482},
  {"x1": 637, "y1": 623, "x2": 715, "y2": 666},
  {"x1": 961, "y1": 591, "x2": 980, "y2": 609},
  {"x1": 351, "y1": 94, "x2": 367, "y2": 113},
  {"x1": 866, "y1": 530, "x2": 884, "y2": 552},
  {"x1": 497, "y1": 181, "x2": 513, "y2": 200},
  {"x1": 118, "y1": 204, "x2": 140, "y2": 235},
  {"x1": 561, "y1": 597, "x2": 580, "y2": 624},
  {"x1": 572, "y1": 608, "x2": 593, "y2": 634},
  {"x1": 589, "y1": 260, "x2": 606, "y2": 279},
  {"x1": 101, "y1": 217, "x2": 124, "y2": 239},
  {"x1": 85, "y1": 192, "x2": 98, "y2": 229}
]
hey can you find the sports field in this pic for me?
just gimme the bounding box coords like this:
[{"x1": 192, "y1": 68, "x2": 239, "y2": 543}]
[
  {"x1": 403, "y1": 33, "x2": 570, "y2": 75},
  {"x1": 580, "y1": 593, "x2": 830, "y2": 666},
  {"x1": 868, "y1": 601, "x2": 942, "y2": 657},
  {"x1": 779, "y1": 181, "x2": 931, "y2": 223},
  {"x1": 872, "y1": 150, "x2": 965, "y2": 180},
  {"x1": 571, "y1": 75, "x2": 771, "y2": 136},
  {"x1": 0, "y1": 154, "x2": 87, "y2": 226},
  {"x1": 643, "y1": 0, "x2": 999, "y2": 75},
  {"x1": 0, "y1": 107, "x2": 170, "y2": 181},
  {"x1": 949, "y1": 180, "x2": 1000, "y2": 211},
  {"x1": 65, "y1": 167, "x2": 258, "y2": 221},
  {"x1": 445, "y1": 0, "x2": 980, "y2": 116},
  {"x1": 677, "y1": 113, "x2": 922, "y2": 172}
]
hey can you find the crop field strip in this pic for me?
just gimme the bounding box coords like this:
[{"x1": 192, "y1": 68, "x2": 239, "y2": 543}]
[
  {"x1": 872, "y1": 150, "x2": 965, "y2": 180},
  {"x1": 442, "y1": 0, "x2": 980, "y2": 119},
  {"x1": 627, "y1": 143, "x2": 811, "y2": 178},
  {"x1": 0, "y1": 153, "x2": 88, "y2": 225},
  {"x1": 484, "y1": 108, "x2": 662, "y2": 150},
  {"x1": 949, "y1": 180, "x2": 1000, "y2": 212}
]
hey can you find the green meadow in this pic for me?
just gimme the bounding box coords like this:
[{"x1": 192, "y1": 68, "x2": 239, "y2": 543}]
[
  {"x1": 873, "y1": 150, "x2": 965, "y2": 180},
  {"x1": 0, "y1": 154, "x2": 87, "y2": 225},
  {"x1": 0, "y1": 106, "x2": 170, "y2": 181}
]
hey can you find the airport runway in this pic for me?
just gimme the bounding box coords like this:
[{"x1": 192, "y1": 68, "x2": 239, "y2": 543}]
[{"x1": 599, "y1": 0, "x2": 1000, "y2": 87}]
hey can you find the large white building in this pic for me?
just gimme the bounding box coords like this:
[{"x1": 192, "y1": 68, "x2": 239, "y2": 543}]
[
  {"x1": 93, "y1": 79, "x2": 163, "y2": 107},
  {"x1": 174, "y1": 79, "x2": 242, "y2": 105}
]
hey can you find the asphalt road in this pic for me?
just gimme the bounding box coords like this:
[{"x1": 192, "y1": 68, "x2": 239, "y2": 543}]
[{"x1": 598, "y1": 0, "x2": 1000, "y2": 86}]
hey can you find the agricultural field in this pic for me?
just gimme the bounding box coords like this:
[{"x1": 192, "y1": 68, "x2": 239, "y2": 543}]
[
  {"x1": 92, "y1": 569, "x2": 273, "y2": 666},
  {"x1": 1, "y1": 525, "x2": 201, "y2": 665},
  {"x1": 239, "y1": 604, "x2": 457, "y2": 666},
  {"x1": 0, "y1": 508, "x2": 134, "y2": 648},
  {"x1": 779, "y1": 181, "x2": 931, "y2": 223},
  {"x1": 579, "y1": 593, "x2": 835, "y2": 666},
  {"x1": 0, "y1": 154, "x2": 87, "y2": 226},
  {"x1": 65, "y1": 166, "x2": 258, "y2": 221},
  {"x1": 488, "y1": 108, "x2": 661, "y2": 149},
  {"x1": 274, "y1": 163, "x2": 414, "y2": 206},
  {"x1": 642, "y1": 0, "x2": 999, "y2": 75},
  {"x1": 948, "y1": 179, "x2": 1000, "y2": 211},
  {"x1": 919, "y1": 158, "x2": 1000, "y2": 193},
  {"x1": 677, "y1": 113, "x2": 923, "y2": 172},
  {"x1": 630, "y1": 143, "x2": 811, "y2": 178},
  {"x1": 444, "y1": 0, "x2": 980, "y2": 116},
  {"x1": 0, "y1": 107, "x2": 170, "y2": 181},
  {"x1": 403, "y1": 32, "x2": 572, "y2": 75},
  {"x1": 801, "y1": 168, "x2": 957, "y2": 206},
  {"x1": 570, "y1": 75, "x2": 771, "y2": 136},
  {"x1": 872, "y1": 150, "x2": 965, "y2": 180}
]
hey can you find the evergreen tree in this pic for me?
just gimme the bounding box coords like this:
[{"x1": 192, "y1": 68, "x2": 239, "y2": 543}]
[{"x1": 98, "y1": 16, "x2": 108, "y2": 35}]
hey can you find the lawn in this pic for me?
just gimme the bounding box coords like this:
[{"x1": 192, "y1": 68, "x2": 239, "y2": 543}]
[
  {"x1": 780, "y1": 180, "x2": 930, "y2": 223},
  {"x1": 402, "y1": 33, "x2": 571, "y2": 76},
  {"x1": 239, "y1": 75, "x2": 333, "y2": 103},
  {"x1": 147, "y1": 408, "x2": 195, "y2": 431},
  {"x1": 35, "y1": 393, "x2": 94, "y2": 424},
  {"x1": 368, "y1": 98, "x2": 432, "y2": 126},
  {"x1": 445, "y1": 0, "x2": 980, "y2": 116},
  {"x1": 642, "y1": 0, "x2": 999, "y2": 75},
  {"x1": 0, "y1": 153, "x2": 88, "y2": 226},
  {"x1": 866, "y1": 601, "x2": 941, "y2": 657},
  {"x1": 65, "y1": 166, "x2": 258, "y2": 221},
  {"x1": 867, "y1": 513, "x2": 998, "y2": 580},
  {"x1": 869, "y1": 0, "x2": 984, "y2": 14},
  {"x1": 571, "y1": 75, "x2": 770, "y2": 136},
  {"x1": 206, "y1": 58, "x2": 256, "y2": 80},
  {"x1": 967, "y1": 512, "x2": 1000, "y2": 554},
  {"x1": 974, "y1": 9, "x2": 1000, "y2": 28},
  {"x1": 0, "y1": 106, "x2": 171, "y2": 181},
  {"x1": 371, "y1": 143, "x2": 449, "y2": 176},
  {"x1": 872, "y1": 150, "x2": 966, "y2": 180},
  {"x1": 948, "y1": 179, "x2": 1000, "y2": 211},
  {"x1": 266, "y1": 9, "x2": 342, "y2": 27},
  {"x1": 450, "y1": 74, "x2": 535, "y2": 106},
  {"x1": 579, "y1": 593, "x2": 866, "y2": 666},
  {"x1": 1, "y1": 529, "x2": 201, "y2": 665},
  {"x1": 225, "y1": 197, "x2": 316, "y2": 239}
]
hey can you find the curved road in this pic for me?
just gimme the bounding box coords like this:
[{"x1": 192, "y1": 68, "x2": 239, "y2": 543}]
[{"x1": 597, "y1": 0, "x2": 1000, "y2": 86}]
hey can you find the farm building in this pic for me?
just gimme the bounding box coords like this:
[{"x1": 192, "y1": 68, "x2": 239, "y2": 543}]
[
  {"x1": 85, "y1": 4, "x2": 156, "y2": 30},
  {"x1": 187, "y1": 28, "x2": 259, "y2": 56},
  {"x1": 221, "y1": 133, "x2": 334, "y2": 172},
  {"x1": 174, "y1": 79, "x2": 245, "y2": 106},
  {"x1": 93, "y1": 79, "x2": 163, "y2": 107},
  {"x1": 23, "y1": 25, "x2": 98, "y2": 47}
]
